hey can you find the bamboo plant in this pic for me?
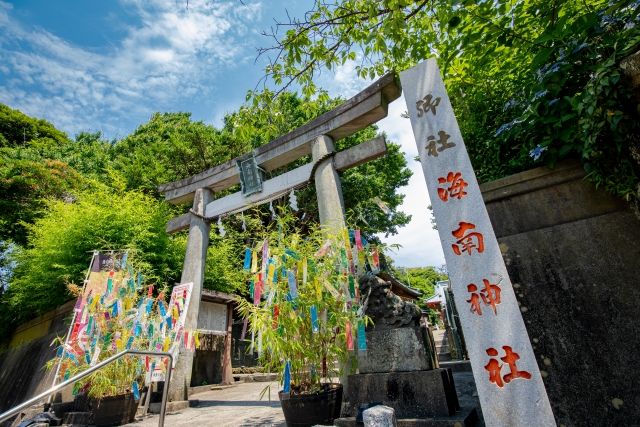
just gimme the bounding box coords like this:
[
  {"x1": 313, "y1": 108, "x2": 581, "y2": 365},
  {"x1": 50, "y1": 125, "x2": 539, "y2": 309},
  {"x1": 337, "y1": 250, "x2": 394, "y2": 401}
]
[{"x1": 236, "y1": 215, "x2": 376, "y2": 395}]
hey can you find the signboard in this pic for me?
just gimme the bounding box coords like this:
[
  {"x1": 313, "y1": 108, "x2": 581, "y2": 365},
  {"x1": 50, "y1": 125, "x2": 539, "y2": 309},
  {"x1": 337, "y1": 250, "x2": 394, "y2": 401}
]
[
  {"x1": 167, "y1": 282, "x2": 194, "y2": 368},
  {"x1": 237, "y1": 155, "x2": 264, "y2": 196},
  {"x1": 400, "y1": 60, "x2": 556, "y2": 426}
]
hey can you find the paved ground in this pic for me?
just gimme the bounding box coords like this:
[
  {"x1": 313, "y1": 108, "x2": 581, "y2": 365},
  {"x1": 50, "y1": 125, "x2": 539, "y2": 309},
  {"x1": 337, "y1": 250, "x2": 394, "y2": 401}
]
[
  {"x1": 125, "y1": 369, "x2": 483, "y2": 427},
  {"x1": 125, "y1": 382, "x2": 285, "y2": 427}
]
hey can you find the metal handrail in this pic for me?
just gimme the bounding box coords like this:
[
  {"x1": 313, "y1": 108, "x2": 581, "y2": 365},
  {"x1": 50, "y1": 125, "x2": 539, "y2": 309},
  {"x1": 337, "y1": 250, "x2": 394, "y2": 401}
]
[{"x1": 0, "y1": 350, "x2": 173, "y2": 427}]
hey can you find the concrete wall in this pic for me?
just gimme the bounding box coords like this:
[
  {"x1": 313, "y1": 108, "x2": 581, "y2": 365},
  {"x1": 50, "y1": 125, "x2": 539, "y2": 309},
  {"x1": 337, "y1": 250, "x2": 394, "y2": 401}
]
[
  {"x1": 0, "y1": 300, "x2": 74, "y2": 412},
  {"x1": 480, "y1": 160, "x2": 640, "y2": 426}
]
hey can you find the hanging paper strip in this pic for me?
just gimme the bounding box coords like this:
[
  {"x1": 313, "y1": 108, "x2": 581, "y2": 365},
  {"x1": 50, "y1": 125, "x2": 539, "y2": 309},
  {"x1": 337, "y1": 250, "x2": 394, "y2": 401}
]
[
  {"x1": 342, "y1": 228, "x2": 352, "y2": 252},
  {"x1": 253, "y1": 281, "x2": 262, "y2": 305},
  {"x1": 283, "y1": 360, "x2": 291, "y2": 393},
  {"x1": 243, "y1": 248, "x2": 252, "y2": 270},
  {"x1": 137, "y1": 273, "x2": 143, "y2": 290},
  {"x1": 73, "y1": 296, "x2": 83, "y2": 312},
  {"x1": 345, "y1": 321, "x2": 354, "y2": 351},
  {"x1": 121, "y1": 252, "x2": 128, "y2": 269},
  {"x1": 285, "y1": 248, "x2": 300, "y2": 260},
  {"x1": 267, "y1": 263, "x2": 276, "y2": 286},
  {"x1": 372, "y1": 247, "x2": 380, "y2": 271},
  {"x1": 251, "y1": 249, "x2": 258, "y2": 273},
  {"x1": 272, "y1": 304, "x2": 279, "y2": 329},
  {"x1": 147, "y1": 285, "x2": 154, "y2": 298},
  {"x1": 357, "y1": 320, "x2": 367, "y2": 351},
  {"x1": 355, "y1": 229, "x2": 364, "y2": 250},
  {"x1": 261, "y1": 240, "x2": 269, "y2": 274},
  {"x1": 310, "y1": 305, "x2": 319, "y2": 333},
  {"x1": 194, "y1": 331, "x2": 201, "y2": 348},
  {"x1": 315, "y1": 240, "x2": 331, "y2": 257},
  {"x1": 348, "y1": 276, "x2": 356, "y2": 299},
  {"x1": 302, "y1": 258, "x2": 308, "y2": 286},
  {"x1": 106, "y1": 278, "x2": 113, "y2": 296},
  {"x1": 132, "y1": 381, "x2": 140, "y2": 401},
  {"x1": 287, "y1": 270, "x2": 298, "y2": 299},
  {"x1": 249, "y1": 280, "x2": 255, "y2": 300}
]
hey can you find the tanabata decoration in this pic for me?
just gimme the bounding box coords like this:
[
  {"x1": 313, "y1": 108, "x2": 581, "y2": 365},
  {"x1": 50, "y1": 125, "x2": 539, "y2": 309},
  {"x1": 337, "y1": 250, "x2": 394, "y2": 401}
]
[
  {"x1": 48, "y1": 252, "x2": 197, "y2": 399},
  {"x1": 237, "y1": 222, "x2": 380, "y2": 396}
]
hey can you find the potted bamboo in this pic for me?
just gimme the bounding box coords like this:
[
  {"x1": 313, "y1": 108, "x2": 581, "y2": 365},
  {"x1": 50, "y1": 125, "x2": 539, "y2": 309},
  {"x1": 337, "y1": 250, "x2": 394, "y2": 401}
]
[
  {"x1": 47, "y1": 256, "x2": 170, "y2": 426},
  {"x1": 237, "y1": 218, "x2": 375, "y2": 427}
]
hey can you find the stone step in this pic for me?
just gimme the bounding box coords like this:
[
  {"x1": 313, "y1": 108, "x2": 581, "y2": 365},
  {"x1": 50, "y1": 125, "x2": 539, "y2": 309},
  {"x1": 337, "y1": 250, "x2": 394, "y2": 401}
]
[
  {"x1": 438, "y1": 352, "x2": 452, "y2": 362},
  {"x1": 439, "y1": 360, "x2": 472, "y2": 372},
  {"x1": 233, "y1": 372, "x2": 278, "y2": 383},
  {"x1": 188, "y1": 383, "x2": 236, "y2": 396}
]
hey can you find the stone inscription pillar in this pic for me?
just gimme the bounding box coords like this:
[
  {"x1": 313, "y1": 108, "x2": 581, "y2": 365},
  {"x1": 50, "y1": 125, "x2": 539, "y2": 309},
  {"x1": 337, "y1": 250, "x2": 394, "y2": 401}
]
[{"x1": 169, "y1": 187, "x2": 213, "y2": 401}]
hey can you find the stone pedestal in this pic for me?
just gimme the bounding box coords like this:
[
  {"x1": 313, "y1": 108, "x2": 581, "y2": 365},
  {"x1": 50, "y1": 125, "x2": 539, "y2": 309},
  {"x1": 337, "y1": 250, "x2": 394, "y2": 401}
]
[
  {"x1": 337, "y1": 274, "x2": 478, "y2": 426},
  {"x1": 359, "y1": 327, "x2": 435, "y2": 374},
  {"x1": 343, "y1": 369, "x2": 458, "y2": 419}
]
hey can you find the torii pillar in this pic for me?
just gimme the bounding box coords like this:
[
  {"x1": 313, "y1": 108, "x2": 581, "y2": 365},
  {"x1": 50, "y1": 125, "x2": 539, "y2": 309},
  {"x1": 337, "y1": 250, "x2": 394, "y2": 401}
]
[
  {"x1": 169, "y1": 188, "x2": 213, "y2": 401},
  {"x1": 313, "y1": 134, "x2": 347, "y2": 232}
]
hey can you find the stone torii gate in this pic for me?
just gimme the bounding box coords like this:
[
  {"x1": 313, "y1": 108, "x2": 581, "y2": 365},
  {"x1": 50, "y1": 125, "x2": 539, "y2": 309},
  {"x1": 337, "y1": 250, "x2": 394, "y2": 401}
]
[{"x1": 158, "y1": 74, "x2": 401, "y2": 402}]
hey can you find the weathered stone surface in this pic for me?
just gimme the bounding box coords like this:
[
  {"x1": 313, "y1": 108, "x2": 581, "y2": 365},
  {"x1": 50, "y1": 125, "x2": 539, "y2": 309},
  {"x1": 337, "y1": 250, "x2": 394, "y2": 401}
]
[
  {"x1": 343, "y1": 369, "x2": 459, "y2": 419},
  {"x1": 363, "y1": 405, "x2": 397, "y2": 427},
  {"x1": 480, "y1": 161, "x2": 640, "y2": 426},
  {"x1": 359, "y1": 274, "x2": 421, "y2": 330},
  {"x1": 358, "y1": 327, "x2": 434, "y2": 373},
  {"x1": 170, "y1": 188, "x2": 213, "y2": 402},
  {"x1": 336, "y1": 407, "x2": 478, "y2": 427}
]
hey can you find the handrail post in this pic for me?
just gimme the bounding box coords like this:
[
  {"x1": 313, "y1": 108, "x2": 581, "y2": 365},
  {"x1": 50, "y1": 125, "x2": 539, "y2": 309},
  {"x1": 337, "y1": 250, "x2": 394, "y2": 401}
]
[{"x1": 0, "y1": 350, "x2": 173, "y2": 427}]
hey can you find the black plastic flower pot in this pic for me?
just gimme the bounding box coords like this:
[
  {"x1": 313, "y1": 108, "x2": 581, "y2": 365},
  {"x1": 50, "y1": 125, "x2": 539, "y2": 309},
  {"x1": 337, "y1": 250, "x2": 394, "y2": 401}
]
[
  {"x1": 91, "y1": 392, "x2": 138, "y2": 426},
  {"x1": 279, "y1": 383, "x2": 343, "y2": 427}
]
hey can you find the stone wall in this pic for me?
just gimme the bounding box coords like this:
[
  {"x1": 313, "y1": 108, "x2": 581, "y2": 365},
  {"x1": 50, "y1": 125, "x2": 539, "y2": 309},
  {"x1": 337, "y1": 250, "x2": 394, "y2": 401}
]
[
  {"x1": 0, "y1": 300, "x2": 74, "y2": 412},
  {"x1": 480, "y1": 160, "x2": 640, "y2": 426}
]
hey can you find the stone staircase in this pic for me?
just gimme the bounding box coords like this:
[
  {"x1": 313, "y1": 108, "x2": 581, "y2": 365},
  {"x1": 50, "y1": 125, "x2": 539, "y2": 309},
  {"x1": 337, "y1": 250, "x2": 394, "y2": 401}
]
[{"x1": 432, "y1": 328, "x2": 452, "y2": 362}]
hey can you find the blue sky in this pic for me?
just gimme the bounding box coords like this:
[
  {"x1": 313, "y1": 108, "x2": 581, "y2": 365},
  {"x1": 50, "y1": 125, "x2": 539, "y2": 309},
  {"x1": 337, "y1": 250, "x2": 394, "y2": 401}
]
[{"x1": 0, "y1": 0, "x2": 445, "y2": 268}]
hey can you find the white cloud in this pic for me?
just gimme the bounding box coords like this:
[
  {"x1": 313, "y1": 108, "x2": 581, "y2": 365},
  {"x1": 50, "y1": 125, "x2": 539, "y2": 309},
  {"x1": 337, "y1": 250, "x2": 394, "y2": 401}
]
[
  {"x1": 376, "y1": 96, "x2": 446, "y2": 268},
  {"x1": 0, "y1": 0, "x2": 263, "y2": 135}
]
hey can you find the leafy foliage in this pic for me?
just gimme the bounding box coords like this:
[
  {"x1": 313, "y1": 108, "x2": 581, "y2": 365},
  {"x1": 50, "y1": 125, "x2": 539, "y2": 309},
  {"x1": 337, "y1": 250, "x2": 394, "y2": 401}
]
[
  {"x1": 393, "y1": 266, "x2": 448, "y2": 304},
  {"x1": 0, "y1": 86, "x2": 414, "y2": 339},
  {"x1": 260, "y1": 0, "x2": 640, "y2": 202},
  {"x1": 112, "y1": 113, "x2": 232, "y2": 194},
  {"x1": 0, "y1": 104, "x2": 68, "y2": 147},
  {"x1": 2, "y1": 187, "x2": 182, "y2": 337},
  {"x1": 0, "y1": 148, "x2": 86, "y2": 245},
  {"x1": 236, "y1": 214, "x2": 368, "y2": 393}
]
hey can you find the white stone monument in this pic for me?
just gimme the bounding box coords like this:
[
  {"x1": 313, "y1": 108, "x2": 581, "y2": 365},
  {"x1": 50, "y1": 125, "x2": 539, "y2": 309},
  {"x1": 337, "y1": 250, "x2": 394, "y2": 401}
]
[{"x1": 400, "y1": 59, "x2": 556, "y2": 427}]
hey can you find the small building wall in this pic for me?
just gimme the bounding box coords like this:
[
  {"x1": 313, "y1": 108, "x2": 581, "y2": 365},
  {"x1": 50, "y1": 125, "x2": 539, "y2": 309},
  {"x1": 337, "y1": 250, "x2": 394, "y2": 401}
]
[
  {"x1": 480, "y1": 160, "x2": 640, "y2": 426},
  {"x1": 192, "y1": 300, "x2": 228, "y2": 386},
  {"x1": 197, "y1": 301, "x2": 227, "y2": 332}
]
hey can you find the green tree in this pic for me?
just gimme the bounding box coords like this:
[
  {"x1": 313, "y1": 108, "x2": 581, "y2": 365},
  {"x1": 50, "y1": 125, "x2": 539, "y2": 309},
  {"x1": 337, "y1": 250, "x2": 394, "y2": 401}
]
[
  {"x1": 260, "y1": 0, "x2": 640, "y2": 202},
  {"x1": 394, "y1": 266, "x2": 448, "y2": 301},
  {"x1": 1, "y1": 186, "x2": 183, "y2": 339},
  {"x1": 0, "y1": 147, "x2": 85, "y2": 245},
  {"x1": 112, "y1": 112, "x2": 237, "y2": 194},
  {"x1": 0, "y1": 104, "x2": 68, "y2": 147}
]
